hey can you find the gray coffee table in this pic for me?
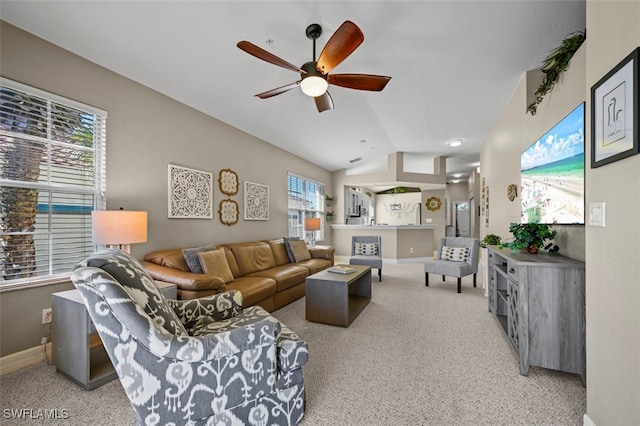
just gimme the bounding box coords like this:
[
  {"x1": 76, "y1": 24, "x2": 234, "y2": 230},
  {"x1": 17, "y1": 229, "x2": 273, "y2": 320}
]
[{"x1": 305, "y1": 264, "x2": 371, "y2": 327}]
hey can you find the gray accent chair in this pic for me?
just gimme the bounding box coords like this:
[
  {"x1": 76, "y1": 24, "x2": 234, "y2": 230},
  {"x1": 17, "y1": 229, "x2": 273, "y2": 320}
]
[
  {"x1": 424, "y1": 237, "x2": 479, "y2": 293},
  {"x1": 349, "y1": 235, "x2": 383, "y2": 282},
  {"x1": 70, "y1": 248, "x2": 308, "y2": 426}
]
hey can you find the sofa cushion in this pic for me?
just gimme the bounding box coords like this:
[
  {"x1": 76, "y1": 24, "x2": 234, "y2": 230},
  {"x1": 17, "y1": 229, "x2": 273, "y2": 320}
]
[
  {"x1": 144, "y1": 248, "x2": 191, "y2": 272},
  {"x1": 267, "y1": 239, "x2": 292, "y2": 266},
  {"x1": 283, "y1": 236, "x2": 301, "y2": 263},
  {"x1": 224, "y1": 242, "x2": 277, "y2": 276},
  {"x1": 296, "y1": 258, "x2": 332, "y2": 274},
  {"x1": 246, "y1": 264, "x2": 309, "y2": 292},
  {"x1": 182, "y1": 243, "x2": 217, "y2": 273},
  {"x1": 197, "y1": 249, "x2": 234, "y2": 283},
  {"x1": 225, "y1": 277, "x2": 277, "y2": 307},
  {"x1": 288, "y1": 240, "x2": 311, "y2": 262}
]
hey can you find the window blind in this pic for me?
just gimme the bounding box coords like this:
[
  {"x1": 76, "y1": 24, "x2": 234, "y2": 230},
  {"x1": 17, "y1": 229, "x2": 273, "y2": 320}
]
[
  {"x1": 287, "y1": 173, "x2": 324, "y2": 240},
  {"x1": 0, "y1": 78, "x2": 107, "y2": 287}
]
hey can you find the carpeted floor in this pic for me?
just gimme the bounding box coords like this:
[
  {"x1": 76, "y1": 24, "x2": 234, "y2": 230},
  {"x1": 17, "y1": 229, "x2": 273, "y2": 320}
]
[{"x1": 0, "y1": 262, "x2": 585, "y2": 425}]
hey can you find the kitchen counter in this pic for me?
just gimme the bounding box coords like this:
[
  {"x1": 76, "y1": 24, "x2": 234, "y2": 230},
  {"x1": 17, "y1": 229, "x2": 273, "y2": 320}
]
[
  {"x1": 330, "y1": 224, "x2": 436, "y2": 262},
  {"x1": 331, "y1": 224, "x2": 436, "y2": 230}
]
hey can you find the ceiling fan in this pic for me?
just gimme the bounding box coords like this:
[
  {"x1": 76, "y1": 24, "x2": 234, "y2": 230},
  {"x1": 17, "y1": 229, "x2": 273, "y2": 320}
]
[{"x1": 237, "y1": 21, "x2": 391, "y2": 113}]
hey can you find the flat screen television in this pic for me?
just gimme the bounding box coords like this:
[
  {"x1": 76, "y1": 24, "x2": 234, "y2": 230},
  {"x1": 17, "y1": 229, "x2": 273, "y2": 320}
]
[{"x1": 520, "y1": 103, "x2": 585, "y2": 225}]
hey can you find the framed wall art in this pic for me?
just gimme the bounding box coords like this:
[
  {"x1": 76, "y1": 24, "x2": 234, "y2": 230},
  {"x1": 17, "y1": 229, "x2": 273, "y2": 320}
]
[
  {"x1": 168, "y1": 164, "x2": 213, "y2": 219},
  {"x1": 218, "y1": 169, "x2": 239, "y2": 196},
  {"x1": 591, "y1": 47, "x2": 639, "y2": 168},
  {"x1": 219, "y1": 199, "x2": 239, "y2": 226},
  {"x1": 244, "y1": 181, "x2": 269, "y2": 220}
]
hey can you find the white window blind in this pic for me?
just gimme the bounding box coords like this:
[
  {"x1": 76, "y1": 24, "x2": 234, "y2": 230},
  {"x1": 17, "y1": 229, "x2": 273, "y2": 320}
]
[
  {"x1": 287, "y1": 173, "x2": 324, "y2": 240},
  {"x1": 0, "y1": 78, "x2": 107, "y2": 287}
]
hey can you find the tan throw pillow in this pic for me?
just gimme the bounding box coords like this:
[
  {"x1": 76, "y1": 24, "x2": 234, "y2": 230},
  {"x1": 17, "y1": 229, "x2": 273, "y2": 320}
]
[
  {"x1": 197, "y1": 249, "x2": 234, "y2": 283},
  {"x1": 289, "y1": 239, "x2": 311, "y2": 262}
]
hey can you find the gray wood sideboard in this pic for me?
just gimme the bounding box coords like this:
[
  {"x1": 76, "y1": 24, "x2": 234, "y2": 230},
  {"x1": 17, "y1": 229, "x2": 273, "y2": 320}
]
[{"x1": 487, "y1": 246, "x2": 585, "y2": 380}]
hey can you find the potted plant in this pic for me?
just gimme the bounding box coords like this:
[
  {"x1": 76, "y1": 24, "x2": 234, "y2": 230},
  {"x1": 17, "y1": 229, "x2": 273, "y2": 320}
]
[
  {"x1": 325, "y1": 195, "x2": 334, "y2": 207},
  {"x1": 500, "y1": 223, "x2": 559, "y2": 255},
  {"x1": 480, "y1": 234, "x2": 502, "y2": 247},
  {"x1": 325, "y1": 211, "x2": 334, "y2": 222}
]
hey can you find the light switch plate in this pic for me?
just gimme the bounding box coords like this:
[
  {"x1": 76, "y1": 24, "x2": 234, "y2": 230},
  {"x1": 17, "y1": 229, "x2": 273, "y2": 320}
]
[{"x1": 588, "y1": 202, "x2": 605, "y2": 227}]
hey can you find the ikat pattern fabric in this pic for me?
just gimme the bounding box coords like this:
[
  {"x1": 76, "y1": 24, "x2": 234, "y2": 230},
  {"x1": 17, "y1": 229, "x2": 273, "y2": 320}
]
[
  {"x1": 441, "y1": 246, "x2": 471, "y2": 263},
  {"x1": 71, "y1": 249, "x2": 307, "y2": 425},
  {"x1": 354, "y1": 242, "x2": 378, "y2": 256}
]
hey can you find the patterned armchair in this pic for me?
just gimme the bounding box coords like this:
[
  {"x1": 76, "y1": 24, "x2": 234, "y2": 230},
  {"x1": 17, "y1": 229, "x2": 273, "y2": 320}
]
[
  {"x1": 70, "y1": 249, "x2": 308, "y2": 425},
  {"x1": 424, "y1": 237, "x2": 479, "y2": 293}
]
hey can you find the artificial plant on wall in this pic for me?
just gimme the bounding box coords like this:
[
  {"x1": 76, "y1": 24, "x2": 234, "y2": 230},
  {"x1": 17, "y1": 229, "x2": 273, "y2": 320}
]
[{"x1": 527, "y1": 31, "x2": 586, "y2": 115}]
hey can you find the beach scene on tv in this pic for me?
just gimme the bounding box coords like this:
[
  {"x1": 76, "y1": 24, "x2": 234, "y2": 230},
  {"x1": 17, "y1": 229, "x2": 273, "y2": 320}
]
[{"x1": 520, "y1": 104, "x2": 585, "y2": 225}]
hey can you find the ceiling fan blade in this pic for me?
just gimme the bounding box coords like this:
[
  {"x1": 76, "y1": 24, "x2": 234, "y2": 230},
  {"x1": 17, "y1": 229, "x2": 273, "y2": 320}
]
[
  {"x1": 328, "y1": 74, "x2": 392, "y2": 91},
  {"x1": 255, "y1": 81, "x2": 301, "y2": 99},
  {"x1": 316, "y1": 21, "x2": 364, "y2": 75},
  {"x1": 315, "y1": 91, "x2": 334, "y2": 113},
  {"x1": 237, "y1": 41, "x2": 306, "y2": 74}
]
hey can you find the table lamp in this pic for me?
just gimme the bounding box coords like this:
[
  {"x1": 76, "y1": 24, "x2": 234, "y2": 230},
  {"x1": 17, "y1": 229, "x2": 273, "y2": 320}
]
[
  {"x1": 304, "y1": 217, "x2": 321, "y2": 247},
  {"x1": 92, "y1": 209, "x2": 148, "y2": 254}
]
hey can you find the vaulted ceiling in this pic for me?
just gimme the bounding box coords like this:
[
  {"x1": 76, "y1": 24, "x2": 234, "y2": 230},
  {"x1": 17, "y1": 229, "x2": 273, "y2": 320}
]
[{"x1": 1, "y1": 1, "x2": 586, "y2": 182}]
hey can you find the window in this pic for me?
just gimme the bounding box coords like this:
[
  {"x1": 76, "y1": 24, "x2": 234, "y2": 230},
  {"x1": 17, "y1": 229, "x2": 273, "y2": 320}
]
[
  {"x1": 0, "y1": 78, "x2": 107, "y2": 287},
  {"x1": 287, "y1": 173, "x2": 324, "y2": 241}
]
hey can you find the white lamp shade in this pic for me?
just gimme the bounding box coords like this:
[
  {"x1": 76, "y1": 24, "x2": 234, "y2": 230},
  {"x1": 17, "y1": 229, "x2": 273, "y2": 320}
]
[{"x1": 92, "y1": 210, "x2": 148, "y2": 245}]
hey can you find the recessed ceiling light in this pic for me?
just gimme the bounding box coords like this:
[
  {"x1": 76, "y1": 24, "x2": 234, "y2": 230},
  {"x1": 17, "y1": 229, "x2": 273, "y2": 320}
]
[
  {"x1": 451, "y1": 179, "x2": 460, "y2": 183},
  {"x1": 453, "y1": 173, "x2": 462, "y2": 178},
  {"x1": 448, "y1": 139, "x2": 463, "y2": 147}
]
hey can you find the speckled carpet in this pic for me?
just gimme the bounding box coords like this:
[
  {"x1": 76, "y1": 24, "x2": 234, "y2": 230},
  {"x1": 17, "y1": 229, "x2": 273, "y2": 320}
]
[{"x1": 0, "y1": 262, "x2": 585, "y2": 425}]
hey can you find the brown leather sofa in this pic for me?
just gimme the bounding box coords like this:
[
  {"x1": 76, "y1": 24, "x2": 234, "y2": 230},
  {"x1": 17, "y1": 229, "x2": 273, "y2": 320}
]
[{"x1": 142, "y1": 239, "x2": 334, "y2": 312}]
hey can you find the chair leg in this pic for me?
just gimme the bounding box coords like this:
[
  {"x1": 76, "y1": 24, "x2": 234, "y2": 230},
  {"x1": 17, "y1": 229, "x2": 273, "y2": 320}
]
[
  {"x1": 425, "y1": 272, "x2": 429, "y2": 287},
  {"x1": 378, "y1": 268, "x2": 382, "y2": 282},
  {"x1": 473, "y1": 273, "x2": 477, "y2": 287},
  {"x1": 442, "y1": 275, "x2": 445, "y2": 282},
  {"x1": 457, "y1": 278, "x2": 461, "y2": 293}
]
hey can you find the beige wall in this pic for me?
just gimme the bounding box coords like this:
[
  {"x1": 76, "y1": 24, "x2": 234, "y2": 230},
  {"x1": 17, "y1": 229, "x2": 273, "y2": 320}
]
[
  {"x1": 482, "y1": 2, "x2": 640, "y2": 424},
  {"x1": 480, "y1": 44, "x2": 586, "y2": 262},
  {"x1": 0, "y1": 22, "x2": 331, "y2": 357},
  {"x1": 585, "y1": 2, "x2": 640, "y2": 425}
]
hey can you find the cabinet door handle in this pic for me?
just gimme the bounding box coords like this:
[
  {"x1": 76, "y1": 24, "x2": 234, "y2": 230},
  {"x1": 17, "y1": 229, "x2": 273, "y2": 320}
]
[{"x1": 509, "y1": 267, "x2": 516, "y2": 274}]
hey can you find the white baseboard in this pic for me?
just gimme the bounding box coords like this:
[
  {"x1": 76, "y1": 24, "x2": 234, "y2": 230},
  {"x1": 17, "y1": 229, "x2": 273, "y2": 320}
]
[
  {"x1": 584, "y1": 414, "x2": 597, "y2": 426},
  {"x1": 0, "y1": 343, "x2": 52, "y2": 376}
]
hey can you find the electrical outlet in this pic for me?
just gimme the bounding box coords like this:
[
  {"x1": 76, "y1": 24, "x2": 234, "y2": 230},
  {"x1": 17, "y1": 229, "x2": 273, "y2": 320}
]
[
  {"x1": 42, "y1": 308, "x2": 52, "y2": 324},
  {"x1": 410, "y1": 247, "x2": 414, "y2": 254}
]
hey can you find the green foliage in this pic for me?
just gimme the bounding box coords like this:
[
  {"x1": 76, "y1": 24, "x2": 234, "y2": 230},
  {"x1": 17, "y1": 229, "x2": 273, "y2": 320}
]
[
  {"x1": 527, "y1": 31, "x2": 586, "y2": 116},
  {"x1": 480, "y1": 234, "x2": 502, "y2": 247},
  {"x1": 500, "y1": 223, "x2": 559, "y2": 255}
]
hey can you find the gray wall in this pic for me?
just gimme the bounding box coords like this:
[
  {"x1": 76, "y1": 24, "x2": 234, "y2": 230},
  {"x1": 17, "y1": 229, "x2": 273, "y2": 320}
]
[{"x1": 0, "y1": 21, "x2": 332, "y2": 357}]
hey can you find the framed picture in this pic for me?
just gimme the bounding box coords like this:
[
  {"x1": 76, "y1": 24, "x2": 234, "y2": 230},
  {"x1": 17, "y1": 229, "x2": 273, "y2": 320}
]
[
  {"x1": 244, "y1": 181, "x2": 269, "y2": 220},
  {"x1": 218, "y1": 169, "x2": 239, "y2": 195},
  {"x1": 219, "y1": 199, "x2": 239, "y2": 226},
  {"x1": 591, "y1": 47, "x2": 639, "y2": 168},
  {"x1": 168, "y1": 164, "x2": 213, "y2": 219}
]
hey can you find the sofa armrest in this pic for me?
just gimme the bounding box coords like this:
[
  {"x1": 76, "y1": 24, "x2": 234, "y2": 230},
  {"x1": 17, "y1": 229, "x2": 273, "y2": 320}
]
[
  {"x1": 168, "y1": 290, "x2": 244, "y2": 324},
  {"x1": 142, "y1": 261, "x2": 226, "y2": 292},
  {"x1": 309, "y1": 245, "x2": 335, "y2": 266}
]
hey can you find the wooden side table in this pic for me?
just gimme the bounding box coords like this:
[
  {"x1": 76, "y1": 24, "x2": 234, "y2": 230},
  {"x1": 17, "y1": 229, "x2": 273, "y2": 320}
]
[{"x1": 52, "y1": 281, "x2": 177, "y2": 390}]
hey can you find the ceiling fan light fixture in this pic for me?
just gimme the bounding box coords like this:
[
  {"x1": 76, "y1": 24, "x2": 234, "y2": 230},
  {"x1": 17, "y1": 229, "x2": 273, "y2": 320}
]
[
  {"x1": 301, "y1": 75, "x2": 328, "y2": 97},
  {"x1": 448, "y1": 139, "x2": 463, "y2": 147}
]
